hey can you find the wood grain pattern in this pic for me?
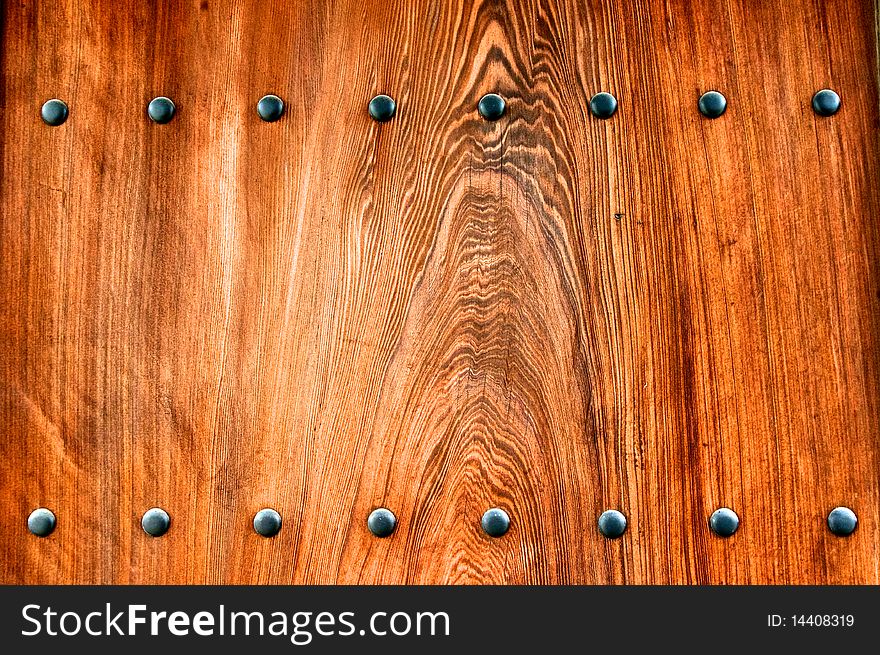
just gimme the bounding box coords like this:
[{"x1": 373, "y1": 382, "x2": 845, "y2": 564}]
[{"x1": 1, "y1": 0, "x2": 878, "y2": 584}]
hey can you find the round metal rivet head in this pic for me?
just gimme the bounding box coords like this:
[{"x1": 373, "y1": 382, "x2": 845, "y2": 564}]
[
  {"x1": 709, "y1": 507, "x2": 739, "y2": 537},
  {"x1": 253, "y1": 508, "x2": 282, "y2": 537},
  {"x1": 478, "y1": 93, "x2": 506, "y2": 121},
  {"x1": 827, "y1": 506, "x2": 857, "y2": 536},
  {"x1": 589, "y1": 92, "x2": 618, "y2": 119},
  {"x1": 27, "y1": 508, "x2": 56, "y2": 537},
  {"x1": 41, "y1": 99, "x2": 69, "y2": 126},
  {"x1": 698, "y1": 91, "x2": 727, "y2": 119},
  {"x1": 812, "y1": 89, "x2": 841, "y2": 117},
  {"x1": 257, "y1": 94, "x2": 284, "y2": 122},
  {"x1": 367, "y1": 508, "x2": 397, "y2": 537},
  {"x1": 597, "y1": 509, "x2": 627, "y2": 538},
  {"x1": 141, "y1": 507, "x2": 171, "y2": 537},
  {"x1": 148, "y1": 97, "x2": 176, "y2": 124},
  {"x1": 368, "y1": 95, "x2": 396, "y2": 122},
  {"x1": 481, "y1": 507, "x2": 510, "y2": 537}
]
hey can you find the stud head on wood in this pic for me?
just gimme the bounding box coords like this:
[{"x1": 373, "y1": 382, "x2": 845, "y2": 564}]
[
  {"x1": 827, "y1": 506, "x2": 857, "y2": 536},
  {"x1": 698, "y1": 91, "x2": 727, "y2": 118},
  {"x1": 148, "y1": 96, "x2": 176, "y2": 124},
  {"x1": 812, "y1": 89, "x2": 841, "y2": 117},
  {"x1": 597, "y1": 509, "x2": 627, "y2": 538},
  {"x1": 589, "y1": 92, "x2": 618, "y2": 119},
  {"x1": 141, "y1": 507, "x2": 171, "y2": 537},
  {"x1": 253, "y1": 508, "x2": 282, "y2": 537},
  {"x1": 257, "y1": 94, "x2": 285, "y2": 122},
  {"x1": 709, "y1": 507, "x2": 739, "y2": 537},
  {"x1": 27, "y1": 508, "x2": 57, "y2": 537},
  {"x1": 368, "y1": 94, "x2": 396, "y2": 122},
  {"x1": 41, "y1": 99, "x2": 69, "y2": 126},
  {"x1": 478, "y1": 93, "x2": 506, "y2": 121},
  {"x1": 367, "y1": 508, "x2": 397, "y2": 537},
  {"x1": 481, "y1": 507, "x2": 510, "y2": 537}
]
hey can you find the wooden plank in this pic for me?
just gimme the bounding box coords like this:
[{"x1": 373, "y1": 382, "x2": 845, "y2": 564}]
[{"x1": 0, "y1": 0, "x2": 877, "y2": 584}]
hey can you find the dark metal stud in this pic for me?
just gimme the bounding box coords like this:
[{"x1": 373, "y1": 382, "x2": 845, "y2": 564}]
[
  {"x1": 367, "y1": 508, "x2": 397, "y2": 537},
  {"x1": 257, "y1": 94, "x2": 284, "y2": 122},
  {"x1": 148, "y1": 97, "x2": 176, "y2": 124},
  {"x1": 827, "y1": 506, "x2": 857, "y2": 536},
  {"x1": 368, "y1": 95, "x2": 396, "y2": 123},
  {"x1": 481, "y1": 507, "x2": 510, "y2": 537},
  {"x1": 41, "y1": 99, "x2": 69, "y2": 126},
  {"x1": 253, "y1": 508, "x2": 282, "y2": 537},
  {"x1": 141, "y1": 507, "x2": 171, "y2": 537},
  {"x1": 589, "y1": 92, "x2": 618, "y2": 119},
  {"x1": 812, "y1": 89, "x2": 841, "y2": 117},
  {"x1": 478, "y1": 93, "x2": 506, "y2": 121},
  {"x1": 597, "y1": 509, "x2": 627, "y2": 538},
  {"x1": 27, "y1": 508, "x2": 56, "y2": 537},
  {"x1": 698, "y1": 91, "x2": 727, "y2": 119},
  {"x1": 709, "y1": 507, "x2": 739, "y2": 537}
]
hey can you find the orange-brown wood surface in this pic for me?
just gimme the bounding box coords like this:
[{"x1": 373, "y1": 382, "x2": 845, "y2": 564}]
[{"x1": 1, "y1": 0, "x2": 879, "y2": 584}]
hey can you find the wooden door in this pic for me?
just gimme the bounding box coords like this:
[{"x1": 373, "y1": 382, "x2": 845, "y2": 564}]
[{"x1": 1, "y1": 0, "x2": 878, "y2": 585}]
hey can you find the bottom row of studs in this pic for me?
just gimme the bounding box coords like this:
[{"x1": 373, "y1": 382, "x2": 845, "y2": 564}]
[{"x1": 25, "y1": 505, "x2": 859, "y2": 539}]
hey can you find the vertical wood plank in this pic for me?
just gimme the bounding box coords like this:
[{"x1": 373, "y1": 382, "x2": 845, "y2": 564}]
[{"x1": 1, "y1": 0, "x2": 878, "y2": 584}]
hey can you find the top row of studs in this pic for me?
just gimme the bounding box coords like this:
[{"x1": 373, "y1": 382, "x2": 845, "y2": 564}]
[{"x1": 37, "y1": 88, "x2": 842, "y2": 127}]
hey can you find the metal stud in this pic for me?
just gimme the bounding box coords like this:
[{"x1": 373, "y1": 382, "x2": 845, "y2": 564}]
[
  {"x1": 367, "y1": 507, "x2": 397, "y2": 537},
  {"x1": 148, "y1": 97, "x2": 176, "y2": 124},
  {"x1": 589, "y1": 92, "x2": 618, "y2": 119},
  {"x1": 709, "y1": 507, "x2": 739, "y2": 537},
  {"x1": 368, "y1": 95, "x2": 396, "y2": 122},
  {"x1": 597, "y1": 509, "x2": 627, "y2": 538},
  {"x1": 41, "y1": 99, "x2": 69, "y2": 126},
  {"x1": 481, "y1": 507, "x2": 510, "y2": 537},
  {"x1": 257, "y1": 94, "x2": 284, "y2": 122},
  {"x1": 812, "y1": 89, "x2": 841, "y2": 117},
  {"x1": 27, "y1": 508, "x2": 56, "y2": 537},
  {"x1": 698, "y1": 91, "x2": 727, "y2": 119},
  {"x1": 141, "y1": 507, "x2": 171, "y2": 537},
  {"x1": 253, "y1": 508, "x2": 282, "y2": 537},
  {"x1": 827, "y1": 506, "x2": 857, "y2": 536},
  {"x1": 478, "y1": 93, "x2": 506, "y2": 121}
]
